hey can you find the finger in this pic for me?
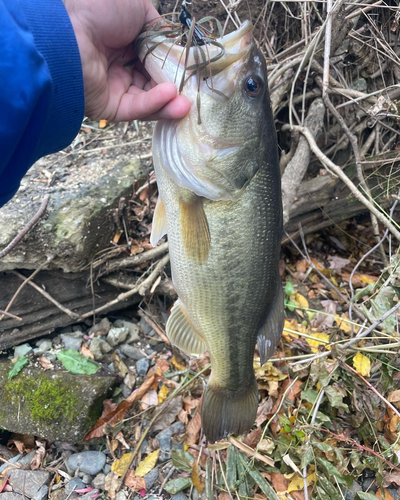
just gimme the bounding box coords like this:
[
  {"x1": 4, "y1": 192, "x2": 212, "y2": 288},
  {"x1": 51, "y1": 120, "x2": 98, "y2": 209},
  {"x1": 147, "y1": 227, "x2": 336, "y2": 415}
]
[
  {"x1": 113, "y1": 82, "x2": 191, "y2": 121},
  {"x1": 141, "y1": 95, "x2": 192, "y2": 121}
]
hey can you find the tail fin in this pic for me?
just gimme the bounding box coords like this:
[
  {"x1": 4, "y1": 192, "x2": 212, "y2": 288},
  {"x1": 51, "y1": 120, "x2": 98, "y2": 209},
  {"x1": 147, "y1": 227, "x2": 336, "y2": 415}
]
[{"x1": 201, "y1": 377, "x2": 259, "y2": 443}]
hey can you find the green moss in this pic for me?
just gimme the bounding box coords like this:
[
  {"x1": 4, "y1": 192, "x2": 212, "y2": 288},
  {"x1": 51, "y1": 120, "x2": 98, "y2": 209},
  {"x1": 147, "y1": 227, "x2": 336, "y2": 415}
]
[{"x1": 4, "y1": 373, "x2": 80, "y2": 424}]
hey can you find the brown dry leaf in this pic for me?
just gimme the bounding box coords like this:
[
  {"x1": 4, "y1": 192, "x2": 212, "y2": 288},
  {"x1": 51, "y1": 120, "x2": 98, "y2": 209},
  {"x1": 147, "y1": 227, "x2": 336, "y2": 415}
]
[
  {"x1": 38, "y1": 356, "x2": 54, "y2": 371},
  {"x1": 140, "y1": 389, "x2": 158, "y2": 410},
  {"x1": 229, "y1": 436, "x2": 274, "y2": 466},
  {"x1": 149, "y1": 358, "x2": 170, "y2": 377},
  {"x1": 84, "y1": 374, "x2": 157, "y2": 440},
  {"x1": 218, "y1": 493, "x2": 231, "y2": 500},
  {"x1": 105, "y1": 471, "x2": 122, "y2": 500},
  {"x1": 296, "y1": 259, "x2": 308, "y2": 273},
  {"x1": 113, "y1": 353, "x2": 128, "y2": 378},
  {"x1": 268, "y1": 380, "x2": 280, "y2": 398},
  {"x1": 243, "y1": 426, "x2": 262, "y2": 448},
  {"x1": 328, "y1": 256, "x2": 350, "y2": 271},
  {"x1": 192, "y1": 462, "x2": 204, "y2": 493},
  {"x1": 186, "y1": 401, "x2": 202, "y2": 445},
  {"x1": 30, "y1": 440, "x2": 46, "y2": 470},
  {"x1": 115, "y1": 432, "x2": 130, "y2": 450},
  {"x1": 311, "y1": 299, "x2": 337, "y2": 330},
  {"x1": 388, "y1": 390, "x2": 400, "y2": 404},
  {"x1": 113, "y1": 231, "x2": 123, "y2": 244},
  {"x1": 153, "y1": 396, "x2": 183, "y2": 432},
  {"x1": 8, "y1": 434, "x2": 35, "y2": 454},
  {"x1": 124, "y1": 471, "x2": 146, "y2": 492},
  {"x1": 110, "y1": 439, "x2": 119, "y2": 453},
  {"x1": 178, "y1": 409, "x2": 189, "y2": 425},
  {"x1": 80, "y1": 344, "x2": 95, "y2": 359},
  {"x1": 377, "y1": 489, "x2": 395, "y2": 500},
  {"x1": 383, "y1": 473, "x2": 400, "y2": 488},
  {"x1": 271, "y1": 472, "x2": 289, "y2": 492},
  {"x1": 271, "y1": 379, "x2": 303, "y2": 414},
  {"x1": 183, "y1": 395, "x2": 199, "y2": 413}
]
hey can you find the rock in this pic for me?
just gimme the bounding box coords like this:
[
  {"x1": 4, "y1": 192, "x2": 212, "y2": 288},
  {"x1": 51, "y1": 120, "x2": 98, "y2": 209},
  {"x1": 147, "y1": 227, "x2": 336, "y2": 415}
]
[
  {"x1": 171, "y1": 494, "x2": 188, "y2": 500},
  {"x1": 113, "y1": 320, "x2": 140, "y2": 343},
  {"x1": 0, "y1": 157, "x2": 144, "y2": 273},
  {"x1": 89, "y1": 337, "x2": 113, "y2": 360},
  {"x1": 60, "y1": 333, "x2": 83, "y2": 351},
  {"x1": 147, "y1": 348, "x2": 155, "y2": 355},
  {"x1": 49, "y1": 488, "x2": 66, "y2": 500},
  {"x1": 138, "y1": 318, "x2": 154, "y2": 336},
  {"x1": 67, "y1": 451, "x2": 107, "y2": 475},
  {"x1": 42, "y1": 352, "x2": 57, "y2": 362},
  {"x1": 34, "y1": 340, "x2": 53, "y2": 355},
  {"x1": 121, "y1": 383, "x2": 132, "y2": 399},
  {"x1": 107, "y1": 327, "x2": 129, "y2": 347},
  {"x1": 156, "y1": 428, "x2": 173, "y2": 461},
  {"x1": 92, "y1": 473, "x2": 106, "y2": 490},
  {"x1": 136, "y1": 358, "x2": 150, "y2": 377},
  {"x1": 77, "y1": 490, "x2": 99, "y2": 500},
  {"x1": 14, "y1": 343, "x2": 33, "y2": 358},
  {"x1": 80, "y1": 474, "x2": 93, "y2": 485},
  {"x1": 0, "y1": 494, "x2": 24, "y2": 500},
  {"x1": 120, "y1": 344, "x2": 145, "y2": 361},
  {"x1": 0, "y1": 360, "x2": 116, "y2": 442},
  {"x1": 17, "y1": 450, "x2": 36, "y2": 466},
  {"x1": 8, "y1": 470, "x2": 50, "y2": 499},
  {"x1": 65, "y1": 478, "x2": 86, "y2": 495},
  {"x1": 144, "y1": 467, "x2": 159, "y2": 489},
  {"x1": 89, "y1": 318, "x2": 112, "y2": 337},
  {"x1": 388, "y1": 488, "x2": 400, "y2": 500},
  {"x1": 115, "y1": 491, "x2": 128, "y2": 500}
]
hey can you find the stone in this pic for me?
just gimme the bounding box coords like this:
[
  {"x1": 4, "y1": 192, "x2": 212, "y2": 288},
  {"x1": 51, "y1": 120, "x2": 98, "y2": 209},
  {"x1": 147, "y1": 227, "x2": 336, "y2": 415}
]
[
  {"x1": 8, "y1": 470, "x2": 51, "y2": 498},
  {"x1": 89, "y1": 337, "x2": 113, "y2": 360},
  {"x1": 17, "y1": 450, "x2": 36, "y2": 466},
  {"x1": 0, "y1": 360, "x2": 116, "y2": 442},
  {"x1": 138, "y1": 318, "x2": 153, "y2": 336},
  {"x1": 113, "y1": 320, "x2": 141, "y2": 343},
  {"x1": 115, "y1": 491, "x2": 128, "y2": 500},
  {"x1": 120, "y1": 344, "x2": 145, "y2": 361},
  {"x1": 171, "y1": 494, "x2": 188, "y2": 500},
  {"x1": 89, "y1": 318, "x2": 112, "y2": 336},
  {"x1": 136, "y1": 358, "x2": 150, "y2": 377},
  {"x1": 80, "y1": 474, "x2": 93, "y2": 485},
  {"x1": 60, "y1": 333, "x2": 83, "y2": 351},
  {"x1": 67, "y1": 451, "x2": 107, "y2": 475},
  {"x1": 107, "y1": 327, "x2": 129, "y2": 347},
  {"x1": 14, "y1": 343, "x2": 33, "y2": 358},
  {"x1": 0, "y1": 157, "x2": 144, "y2": 273},
  {"x1": 144, "y1": 467, "x2": 159, "y2": 489},
  {"x1": 34, "y1": 340, "x2": 53, "y2": 355},
  {"x1": 77, "y1": 490, "x2": 99, "y2": 500},
  {"x1": 42, "y1": 352, "x2": 57, "y2": 362},
  {"x1": 92, "y1": 473, "x2": 106, "y2": 490},
  {"x1": 0, "y1": 494, "x2": 24, "y2": 500},
  {"x1": 65, "y1": 478, "x2": 86, "y2": 495}
]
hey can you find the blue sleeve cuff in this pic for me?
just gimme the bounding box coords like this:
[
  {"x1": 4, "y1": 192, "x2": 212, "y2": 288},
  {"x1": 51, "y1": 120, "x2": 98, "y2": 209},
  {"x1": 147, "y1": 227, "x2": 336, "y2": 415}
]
[{"x1": 20, "y1": 0, "x2": 85, "y2": 155}]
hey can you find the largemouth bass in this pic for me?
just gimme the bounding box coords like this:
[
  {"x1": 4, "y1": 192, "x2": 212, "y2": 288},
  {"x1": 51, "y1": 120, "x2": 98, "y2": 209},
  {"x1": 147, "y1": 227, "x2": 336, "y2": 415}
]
[{"x1": 138, "y1": 18, "x2": 284, "y2": 442}]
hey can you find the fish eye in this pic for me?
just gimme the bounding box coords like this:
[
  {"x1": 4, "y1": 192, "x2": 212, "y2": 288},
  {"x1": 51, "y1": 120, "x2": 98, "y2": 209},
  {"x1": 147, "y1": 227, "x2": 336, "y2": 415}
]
[{"x1": 244, "y1": 76, "x2": 263, "y2": 98}]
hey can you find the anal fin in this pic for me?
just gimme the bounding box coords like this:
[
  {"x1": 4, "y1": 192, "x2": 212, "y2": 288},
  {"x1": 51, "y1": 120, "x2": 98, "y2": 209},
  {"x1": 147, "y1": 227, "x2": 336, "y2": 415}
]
[
  {"x1": 258, "y1": 279, "x2": 284, "y2": 365},
  {"x1": 179, "y1": 194, "x2": 210, "y2": 265},
  {"x1": 150, "y1": 196, "x2": 167, "y2": 246},
  {"x1": 166, "y1": 299, "x2": 206, "y2": 355}
]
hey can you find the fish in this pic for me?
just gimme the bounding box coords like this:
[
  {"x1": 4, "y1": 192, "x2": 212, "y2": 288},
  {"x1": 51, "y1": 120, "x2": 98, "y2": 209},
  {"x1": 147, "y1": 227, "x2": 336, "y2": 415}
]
[{"x1": 137, "y1": 17, "x2": 284, "y2": 442}]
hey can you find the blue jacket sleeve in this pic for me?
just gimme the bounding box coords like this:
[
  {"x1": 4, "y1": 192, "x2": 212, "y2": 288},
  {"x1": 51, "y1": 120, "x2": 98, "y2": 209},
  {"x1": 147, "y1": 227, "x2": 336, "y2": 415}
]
[{"x1": 0, "y1": 0, "x2": 85, "y2": 207}]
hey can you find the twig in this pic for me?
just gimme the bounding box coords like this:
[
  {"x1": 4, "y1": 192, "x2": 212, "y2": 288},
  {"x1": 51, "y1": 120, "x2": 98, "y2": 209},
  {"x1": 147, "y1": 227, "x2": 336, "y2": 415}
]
[
  {"x1": 340, "y1": 301, "x2": 400, "y2": 350},
  {"x1": 82, "y1": 254, "x2": 170, "y2": 319},
  {"x1": 321, "y1": 88, "x2": 388, "y2": 266},
  {"x1": 322, "y1": 0, "x2": 332, "y2": 96},
  {"x1": 0, "y1": 310, "x2": 21, "y2": 321},
  {"x1": 137, "y1": 309, "x2": 170, "y2": 344},
  {"x1": 10, "y1": 270, "x2": 81, "y2": 320},
  {"x1": 0, "y1": 256, "x2": 55, "y2": 323},
  {"x1": 281, "y1": 124, "x2": 400, "y2": 241},
  {"x1": 94, "y1": 242, "x2": 169, "y2": 276},
  {"x1": 341, "y1": 361, "x2": 400, "y2": 420},
  {"x1": 0, "y1": 195, "x2": 50, "y2": 259}
]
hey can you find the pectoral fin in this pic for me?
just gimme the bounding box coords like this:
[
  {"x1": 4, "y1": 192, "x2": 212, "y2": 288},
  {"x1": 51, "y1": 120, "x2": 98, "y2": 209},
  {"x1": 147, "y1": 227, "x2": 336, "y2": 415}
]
[
  {"x1": 258, "y1": 280, "x2": 284, "y2": 365},
  {"x1": 179, "y1": 194, "x2": 210, "y2": 264},
  {"x1": 150, "y1": 196, "x2": 167, "y2": 246},
  {"x1": 166, "y1": 299, "x2": 206, "y2": 355}
]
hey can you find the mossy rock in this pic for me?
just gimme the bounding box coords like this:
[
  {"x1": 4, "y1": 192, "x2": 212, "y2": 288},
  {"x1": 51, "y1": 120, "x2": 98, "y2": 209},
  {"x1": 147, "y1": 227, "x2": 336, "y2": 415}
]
[{"x1": 0, "y1": 360, "x2": 116, "y2": 442}]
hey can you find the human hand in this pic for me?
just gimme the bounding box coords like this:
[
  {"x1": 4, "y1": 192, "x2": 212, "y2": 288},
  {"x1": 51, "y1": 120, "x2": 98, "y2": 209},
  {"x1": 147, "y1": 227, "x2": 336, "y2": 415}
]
[{"x1": 64, "y1": 0, "x2": 191, "y2": 121}]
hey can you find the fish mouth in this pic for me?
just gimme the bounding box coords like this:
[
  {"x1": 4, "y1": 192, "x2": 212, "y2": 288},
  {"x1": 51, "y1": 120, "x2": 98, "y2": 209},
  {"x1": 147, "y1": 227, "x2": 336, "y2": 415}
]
[{"x1": 137, "y1": 20, "x2": 254, "y2": 87}]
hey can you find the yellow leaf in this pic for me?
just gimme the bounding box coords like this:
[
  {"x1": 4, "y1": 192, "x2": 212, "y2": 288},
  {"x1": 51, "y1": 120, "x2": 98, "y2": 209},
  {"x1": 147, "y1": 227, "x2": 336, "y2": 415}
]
[
  {"x1": 360, "y1": 274, "x2": 377, "y2": 284},
  {"x1": 287, "y1": 472, "x2": 317, "y2": 493},
  {"x1": 158, "y1": 384, "x2": 169, "y2": 403},
  {"x1": 99, "y1": 119, "x2": 109, "y2": 128},
  {"x1": 295, "y1": 293, "x2": 309, "y2": 309},
  {"x1": 113, "y1": 231, "x2": 123, "y2": 244},
  {"x1": 135, "y1": 449, "x2": 160, "y2": 477},
  {"x1": 170, "y1": 355, "x2": 187, "y2": 371},
  {"x1": 306, "y1": 333, "x2": 330, "y2": 353},
  {"x1": 192, "y1": 462, "x2": 204, "y2": 493},
  {"x1": 334, "y1": 315, "x2": 359, "y2": 334},
  {"x1": 111, "y1": 453, "x2": 134, "y2": 477},
  {"x1": 353, "y1": 352, "x2": 371, "y2": 377}
]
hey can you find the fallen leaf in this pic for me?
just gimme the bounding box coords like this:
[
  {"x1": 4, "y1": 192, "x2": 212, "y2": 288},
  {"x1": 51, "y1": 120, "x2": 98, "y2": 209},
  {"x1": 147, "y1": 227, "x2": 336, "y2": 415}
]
[
  {"x1": 295, "y1": 293, "x2": 309, "y2": 309},
  {"x1": 353, "y1": 352, "x2": 371, "y2": 377},
  {"x1": 306, "y1": 333, "x2": 330, "y2": 353},
  {"x1": 170, "y1": 356, "x2": 187, "y2": 371},
  {"x1": 105, "y1": 471, "x2": 122, "y2": 500},
  {"x1": 152, "y1": 395, "x2": 183, "y2": 432},
  {"x1": 124, "y1": 471, "x2": 146, "y2": 492},
  {"x1": 271, "y1": 472, "x2": 289, "y2": 492},
  {"x1": 38, "y1": 356, "x2": 54, "y2": 370},
  {"x1": 140, "y1": 389, "x2": 158, "y2": 410},
  {"x1": 57, "y1": 350, "x2": 99, "y2": 375},
  {"x1": 328, "y1": 256, "x2": 350, "y2": 271},
  {"x1": 99, "y1": 119, "x2": 109, "y2": 128},
  {"x1": 135, "y1": 449, "x2": 160, "y2": 477},
  {"x1": 334, "y1": 314, "x2": 359, "y2": 334},
  {"x1": 191, "y1": 462, "x2": 204, "y2": 493},
  {"x1": 377, "y1": 488, "x2": 395, "y2": 499},
  {"x1": 8, "y1": 434, "x2": 35, "y2": 454},
  {"x1": 30, "y1": 440, "x2": 46, "y2": 470},
  {"x1": 287, "y1": 472, "x2": 316, "y2": 493},
  {"x1": 158, "y1": 384, "x2": 169, "y2": 403},
  {"x1": 186, "y1": 401, "x2": 202, "y2": 445},
  {"x1": 111, "y1": 453, "x2": 135, "y2": 477}
]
